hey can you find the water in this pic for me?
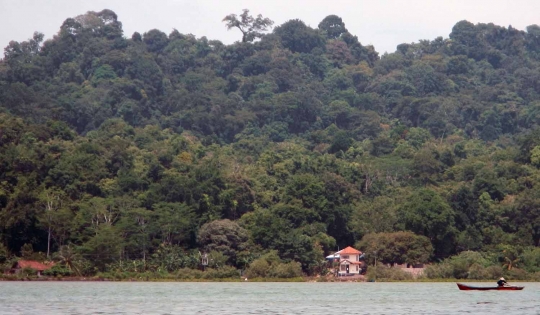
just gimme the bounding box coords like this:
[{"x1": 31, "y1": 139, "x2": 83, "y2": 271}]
[{"x1": 0, "y1": 282, "x2": 538, "y2": 314}]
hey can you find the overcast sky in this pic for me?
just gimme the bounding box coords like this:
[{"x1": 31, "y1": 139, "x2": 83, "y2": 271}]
[{"x1": 1, "y1": 0, "x2": 540, "y2": 55}]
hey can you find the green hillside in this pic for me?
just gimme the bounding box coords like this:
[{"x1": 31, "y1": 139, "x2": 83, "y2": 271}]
[{"x1": 1, "y1": 9, "x2": 540, "y2": 279}]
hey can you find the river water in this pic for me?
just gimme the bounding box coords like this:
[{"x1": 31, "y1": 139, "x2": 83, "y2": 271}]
[{"x1": 0, "y1": 282, "x2": 538, "y2": 314}]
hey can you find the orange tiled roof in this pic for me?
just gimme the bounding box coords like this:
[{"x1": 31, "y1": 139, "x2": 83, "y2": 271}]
[
  {"x1": 339, "y1": 246, "x2": 362, "y2": 255},
  {"x1": 17, "y1": 260, "x2": 54, "y2": 271}
]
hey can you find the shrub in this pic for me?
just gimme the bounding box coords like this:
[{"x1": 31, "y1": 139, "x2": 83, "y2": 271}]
[
  {"x1": 365, "y1": 264, "x2": 413, "y2": 281},
  {"x1": 530, "y1": 271, "x2": 540, "y2": 281},
  {"x1": 467, "y1": 263, "x2": 489, "y2": 280},
  {"x1": 245, "y1": 258, "x2": 270, "y2": 278},
  {"x1": 176, "y1": 268, "x2": 203, "y2": 279},
  {"x1": 424, "y1": 262, "x2": 454, "y2": 279},
  {"x1": 43, "y1": 265, "x2": 73, "y2": 277},
  {"x1": 449, "y1": 258, "x2": 469, "y2": 279},
  {"x1": 485, "y1": 265, "x2": 503, "y2": 279},
  {"x1": 519, "y1": 247, "x2": 540, "y2": 273},
  {"x1": 19, "y1": 267, "x2": 38, "y2": 278},
  {"x1": 504, "y1": 268, "x2": 528, "y2": 280},
  {"x1": 269, "y1": 262, "x2": 303, "y2": 278},
  {"x1": 203, "y1": 266, "x2": 239, "y2": 279}
]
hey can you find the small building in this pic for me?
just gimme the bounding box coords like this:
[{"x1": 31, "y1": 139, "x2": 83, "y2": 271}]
[
  {"x1": 11, "y1": 260, "x2": 54, "y2": 276},
  {"x1": 336, "y1": 246, "x2": 365, "y2": 276},
  {"x1": 325, "y1": 248, "x2": 343, "y2": 262}
]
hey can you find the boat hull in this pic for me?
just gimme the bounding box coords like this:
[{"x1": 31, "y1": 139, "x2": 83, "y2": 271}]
[{"x1": 457, "y1": 283, "x2": 524, "y2": 291}]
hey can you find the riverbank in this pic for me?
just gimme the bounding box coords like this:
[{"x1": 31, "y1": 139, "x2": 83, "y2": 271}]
[
  {"x1": 2, "y1": 274, "x2": 536, "y2": 282},
  {"x1": 0, "y1": 274, "x2": 305, "y2": 282}
]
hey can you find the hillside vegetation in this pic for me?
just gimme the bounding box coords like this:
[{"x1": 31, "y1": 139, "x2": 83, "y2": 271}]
[{"x1": 2, "y1": 9, "x2": 540, "y2": 279}]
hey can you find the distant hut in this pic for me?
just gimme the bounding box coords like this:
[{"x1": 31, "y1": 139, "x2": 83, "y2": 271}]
[{"x1": 11, "y1": 260, "x2": 54, "y2": 276}]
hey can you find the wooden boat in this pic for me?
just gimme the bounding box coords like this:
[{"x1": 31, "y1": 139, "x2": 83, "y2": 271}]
[{"x1": 457, "y1": 283, "x2": 524, "y2": 291}]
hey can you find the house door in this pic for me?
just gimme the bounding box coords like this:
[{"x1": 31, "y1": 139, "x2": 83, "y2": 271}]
[{"x1": 346, "y1": 265, "x2": 349, "y2": 273}]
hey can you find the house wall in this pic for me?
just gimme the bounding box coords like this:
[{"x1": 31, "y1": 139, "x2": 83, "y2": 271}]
[
  {"x1": 339, "y1": 254, "x2": 358, "y2": 262},
  {"x1": 338, "y1": 261, "x2": 360, "y2": 274}
]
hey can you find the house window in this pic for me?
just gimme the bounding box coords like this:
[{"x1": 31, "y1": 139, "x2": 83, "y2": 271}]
[
  {"x1": 341, "y1": 265, "x2": 347, "y2": 271},
  {"x1": 341, "y1": 255, "x2": 349, "y2": 259},
  {"x1": 356, "y1": 265, "x2": 358, "y2": 271}
]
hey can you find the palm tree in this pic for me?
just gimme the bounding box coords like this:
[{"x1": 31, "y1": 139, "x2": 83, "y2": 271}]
[
  {"x1": 503, "y1": 256, "x2": 520, "y2": 270},
  {"x1": 501, "y1": 248, "x2": 520, "y2": 270},
  {"x1": 55, "y1": 245, "x2": 82, "y2": 276}
]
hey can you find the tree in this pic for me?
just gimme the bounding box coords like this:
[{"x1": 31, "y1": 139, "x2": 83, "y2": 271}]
[
  {"x1": 273, "y1": 19, "x2": 326, "y2": 54},
  {"x1": 398, "y1": 189, "x2": 457, "y2": 258},
  {"x1": 531, "y1": 145, "x2": 540, "y2": 167},
  {"x1": 55, "y1": 244, "x2": 82, "y2": 276},
  {"x1": 318, "y1": 15, "x2": 348, "y2": 39},
  {"x1": 197, "y1": 219, "x2": 249, "y2": 266},
  {"x1": 152, "y1": 202, "x2": 196, "y2": 246},
  {"x1": 329, "y1": 130, "x2": 353, "y2": 153},
  {"x1": 38, "y1": 188, "x2": 65, "y2": 259},
  {"x1": 513, "y1": 189, "x2": 540, "y2": 246},
  {"x1": 143, "y1": 29, "x2": 169, "y2": 52},
  {"x1": 412, "y1": 148, "x2": 443, "y2": 185},
  {"x1": 357, "y1": 231, "x2": 433, "y2": 266},
  {"x1": 80, "y1": 225, "x2": 123, "y2": 271},
  {"x1": 351, "y1": 196, "x2": 397, "y2": 236},
  {"x1": 223, "y1": 9, "x2": 274, "y2": 43}
]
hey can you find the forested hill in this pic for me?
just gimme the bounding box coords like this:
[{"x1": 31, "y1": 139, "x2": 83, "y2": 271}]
[{"x1": 1, "y1": 9, "x2": 540, "y2": 275}]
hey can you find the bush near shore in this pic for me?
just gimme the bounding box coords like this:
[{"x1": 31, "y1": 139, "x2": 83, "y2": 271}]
[
  {"x1": 365, "y1": 250, "x2": 540, "y2": 282},
  {"x1": 3, "y1": 249, "x2": 540, "y2": 282}
]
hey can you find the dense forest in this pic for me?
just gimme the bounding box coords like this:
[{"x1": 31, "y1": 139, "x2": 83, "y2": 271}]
[{"x1": 2, "y1": 9, "x2": 540, "y2": 279}]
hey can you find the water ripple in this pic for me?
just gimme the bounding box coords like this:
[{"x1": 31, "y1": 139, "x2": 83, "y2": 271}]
[{"x1": 0, "y1": 282, "x2": 537, "y2": 315}]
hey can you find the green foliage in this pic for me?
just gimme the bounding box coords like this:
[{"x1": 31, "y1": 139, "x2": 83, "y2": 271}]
[
  {"x1": 92, "y1": 65, "x2": 117, "y2": 85},
  {"x1": 2, "y1": 10, "x2": 540, "y2": 279},
  {"x1": 43, "y1": 264, "x2": 74, "y2": 277},
  {"x1": 531, "y1": 145, "x2": 540, "y2": 167},
  {"x1": 406, "y1": 128, "x2": 431, "y2": 149},
  {"x1": 0, "y1": 243, "x2": 9, "y2": 264},
  {"x1": 244, "y1": 257, "x2": 270, "y2": 278},
  {"x1": 365, "y1": 263, "x2": 414, "y2": 281},
  {"x1": 268, "y1": 261, "x2": 303, "y2": 278},
  {"x1": 356, "y1": 231, "x2": 433, "y2": 266},
  {"x1": 424, "y1": 250, "x2": 530, "y2": 280},
  {"x1": 273, "y1": 19, "x2": 326, "y2": 54},
  {"x1": 143, "y1": 29, "x2": 168, "y2": 52},
  {"x1": 244, "y1": 251, "x2": 303, "y2": 278},
  {"x1": 223, "y1": 9, "x2": 274, "y2": 43},
  {"x1": 54, "y1": 244, "x2": 83, "y2": 276},
  {"x1": 398, "y1": 189, "x2": 457, "y2": 258},
  {"x1": 197, "y1": 219, "x2": 249, "y2": 266},
  {"x1": 329, "y1": 131, "x2": 353, "y2": 154},
  {"x1": 318, "y1": 15, "x2": 348, "y2": 39}
]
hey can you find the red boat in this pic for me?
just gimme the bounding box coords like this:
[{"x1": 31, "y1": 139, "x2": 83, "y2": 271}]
[{"x1": 457, "y1": 283, "x2": 524, "y2": 291}]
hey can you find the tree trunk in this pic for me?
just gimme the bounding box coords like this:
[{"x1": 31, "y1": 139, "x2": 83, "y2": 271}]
[{"x1": 47, "y1": 225, "x2": 51, "y2": 259}]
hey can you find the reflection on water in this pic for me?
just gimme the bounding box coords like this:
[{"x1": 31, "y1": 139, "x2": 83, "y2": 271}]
[{"x1": 0, "y1": 282, "x2": 538, "y2": 314}]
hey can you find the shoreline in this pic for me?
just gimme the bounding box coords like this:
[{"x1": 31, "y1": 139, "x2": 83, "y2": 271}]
[{"x1": 1, "y1": 276, "x2": 535, "y2": 283}]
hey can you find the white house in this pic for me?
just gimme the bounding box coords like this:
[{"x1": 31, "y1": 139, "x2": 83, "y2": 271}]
[{"x1": 336, "y1": 246, "x2": 364, "y2": 275}]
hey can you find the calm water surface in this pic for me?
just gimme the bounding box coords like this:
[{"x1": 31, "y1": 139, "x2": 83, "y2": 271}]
[{"x1": 0, "y1": 282, "x2": 538, "y2": 315}]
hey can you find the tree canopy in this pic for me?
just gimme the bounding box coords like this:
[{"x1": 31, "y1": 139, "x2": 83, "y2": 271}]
[
  {"x1": 223, "y1": 9, "x2": 274, "y2": 43},
  {"x1": 2, "y1": 10, "x2": 540, "y2": 277}
]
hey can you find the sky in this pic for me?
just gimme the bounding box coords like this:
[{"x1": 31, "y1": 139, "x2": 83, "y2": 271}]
[{"x1": 1, "y1": 0, "x2": 540, "y2": 55}]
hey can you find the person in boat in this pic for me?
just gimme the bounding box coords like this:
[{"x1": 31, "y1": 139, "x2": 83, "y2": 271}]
[{"x1": 497, "y1": 277, "x2": 507, "y2": 287}]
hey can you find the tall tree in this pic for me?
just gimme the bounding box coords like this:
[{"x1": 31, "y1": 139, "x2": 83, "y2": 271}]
[
  {"x1": 318, "y1": 15, "x2": 348, "y2": 39},
  {"x1": 223, "y1": 9, "x2": 274, "y2": 43},
  {"x1": 38, "y1": 188, "x2": 64, "y2": 258},
  {"x1": 398, "y1": 189, "x2": 457, "y2": 258}
]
